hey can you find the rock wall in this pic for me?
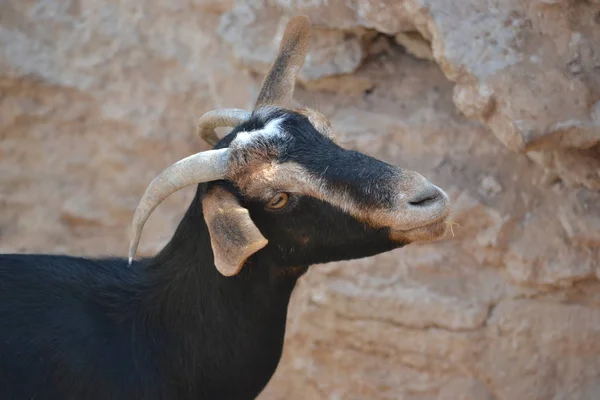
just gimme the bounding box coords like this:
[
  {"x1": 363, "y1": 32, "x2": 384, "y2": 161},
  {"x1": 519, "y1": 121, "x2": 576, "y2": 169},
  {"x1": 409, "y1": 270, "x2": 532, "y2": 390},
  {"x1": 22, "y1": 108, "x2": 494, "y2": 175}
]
[{"x1": 1, "y1": 1, "x2": 599, "y2": 399}]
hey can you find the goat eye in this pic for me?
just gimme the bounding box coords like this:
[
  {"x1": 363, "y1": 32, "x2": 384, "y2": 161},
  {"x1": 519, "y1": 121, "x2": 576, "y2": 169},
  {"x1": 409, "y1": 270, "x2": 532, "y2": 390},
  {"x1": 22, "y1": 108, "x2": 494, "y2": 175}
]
[{"x1": 266, "y1": 193, "x2": 289, "y2": 210}]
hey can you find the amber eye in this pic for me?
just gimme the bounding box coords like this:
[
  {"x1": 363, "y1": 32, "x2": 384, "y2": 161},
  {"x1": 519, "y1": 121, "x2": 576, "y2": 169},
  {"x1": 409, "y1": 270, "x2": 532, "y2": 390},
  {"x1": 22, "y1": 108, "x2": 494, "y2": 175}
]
[{"x1": 266, "y1": 193, "x2": 289, "y2": 210}]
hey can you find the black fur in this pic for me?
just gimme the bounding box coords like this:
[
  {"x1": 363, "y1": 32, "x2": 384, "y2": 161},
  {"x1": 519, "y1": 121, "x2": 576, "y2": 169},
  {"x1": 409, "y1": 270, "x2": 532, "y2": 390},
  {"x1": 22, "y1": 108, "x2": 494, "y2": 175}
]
[{"x1": 0, "y1": 109, "x2": 404, "y2": 400}]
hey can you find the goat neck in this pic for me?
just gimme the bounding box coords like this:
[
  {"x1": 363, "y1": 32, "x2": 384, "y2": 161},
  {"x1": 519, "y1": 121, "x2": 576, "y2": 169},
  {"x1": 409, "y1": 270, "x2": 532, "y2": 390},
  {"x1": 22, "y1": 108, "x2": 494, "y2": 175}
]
[{"x1": 134, "y1": 184, "x2": 301, "y2": 399}]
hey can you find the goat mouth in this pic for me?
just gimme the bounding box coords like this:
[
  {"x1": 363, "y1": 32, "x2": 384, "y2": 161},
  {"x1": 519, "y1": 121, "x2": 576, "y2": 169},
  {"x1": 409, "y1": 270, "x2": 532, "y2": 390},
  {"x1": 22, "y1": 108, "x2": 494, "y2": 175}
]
[{"x1": 390, "y1": 216, "x2": 451, "y2": 244}]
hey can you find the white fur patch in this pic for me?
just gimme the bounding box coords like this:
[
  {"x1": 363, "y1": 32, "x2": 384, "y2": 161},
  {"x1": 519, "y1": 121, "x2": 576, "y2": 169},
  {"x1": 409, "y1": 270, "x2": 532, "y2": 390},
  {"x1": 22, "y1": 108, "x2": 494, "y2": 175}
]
[{"x1": 231, "y1": 117, "x2": 287, "y2": 148}]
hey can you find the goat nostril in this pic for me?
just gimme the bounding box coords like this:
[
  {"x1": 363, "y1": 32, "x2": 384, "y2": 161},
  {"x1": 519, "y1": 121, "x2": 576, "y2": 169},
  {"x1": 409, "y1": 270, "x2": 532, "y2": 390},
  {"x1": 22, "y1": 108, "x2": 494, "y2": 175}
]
[{"x1": 408, "y1": 186, "x2": 442, "y2": 207}]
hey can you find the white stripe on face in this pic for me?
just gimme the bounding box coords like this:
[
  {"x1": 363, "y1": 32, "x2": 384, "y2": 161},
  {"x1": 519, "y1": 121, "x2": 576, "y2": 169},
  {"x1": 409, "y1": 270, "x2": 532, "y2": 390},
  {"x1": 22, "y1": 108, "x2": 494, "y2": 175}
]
[{"x1": 230, "y1": 117, "x2": 287, "y2": 149}]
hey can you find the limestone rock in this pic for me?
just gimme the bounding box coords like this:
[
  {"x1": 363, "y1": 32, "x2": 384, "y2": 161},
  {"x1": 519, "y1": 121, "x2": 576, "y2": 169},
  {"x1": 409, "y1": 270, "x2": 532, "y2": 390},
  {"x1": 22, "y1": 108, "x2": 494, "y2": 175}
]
[
  {"x1": 1, "y1": 2, "x2": 599, "y2": 400},
  {"x1": 218, "y1": 6, "x2": 367, "y2": 82},
  {"x1": 218, "y1": 0, "x2": 600, "y2": 190},
  {"x1": 394, "y1": 31, "x2": 434, "y2": 61},
  {"x1": 528, "y1": 146, "x2": 600, "y2": 191},
  {"x1": 425, "y1": 0, "x2": 600, "y2": 154}
]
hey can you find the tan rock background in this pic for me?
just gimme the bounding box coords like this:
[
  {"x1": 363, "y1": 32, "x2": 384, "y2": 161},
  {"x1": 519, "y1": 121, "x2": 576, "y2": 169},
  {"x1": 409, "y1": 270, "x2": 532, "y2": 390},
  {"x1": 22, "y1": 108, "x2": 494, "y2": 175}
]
[{"x1": 1, "y1": 1, "x2": 599, "y2": 399}]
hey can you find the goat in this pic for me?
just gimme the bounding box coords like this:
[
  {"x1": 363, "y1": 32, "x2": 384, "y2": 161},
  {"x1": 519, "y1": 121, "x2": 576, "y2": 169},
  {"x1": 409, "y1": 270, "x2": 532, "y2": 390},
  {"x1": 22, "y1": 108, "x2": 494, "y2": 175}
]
[{"x1": 0, "y1": 16, "x2": 451, "y2": 400}]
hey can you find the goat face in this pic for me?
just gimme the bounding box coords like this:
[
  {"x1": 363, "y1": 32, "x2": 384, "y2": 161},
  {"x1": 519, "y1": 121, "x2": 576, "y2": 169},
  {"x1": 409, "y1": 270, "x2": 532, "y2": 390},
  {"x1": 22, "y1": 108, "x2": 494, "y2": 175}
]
[
  {"x1": 128, "y1": 16, "x2": 452, "y2": 276},
  {"x1": 204, "y1": 105, "x2": 450, "y2": 271}
]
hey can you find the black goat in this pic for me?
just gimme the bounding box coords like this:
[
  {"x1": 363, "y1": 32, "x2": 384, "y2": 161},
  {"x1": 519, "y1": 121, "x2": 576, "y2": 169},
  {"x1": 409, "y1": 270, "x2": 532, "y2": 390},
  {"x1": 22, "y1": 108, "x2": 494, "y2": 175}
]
[{"x1": 0, "y1": 16, "x2": 452, "y2": 400}]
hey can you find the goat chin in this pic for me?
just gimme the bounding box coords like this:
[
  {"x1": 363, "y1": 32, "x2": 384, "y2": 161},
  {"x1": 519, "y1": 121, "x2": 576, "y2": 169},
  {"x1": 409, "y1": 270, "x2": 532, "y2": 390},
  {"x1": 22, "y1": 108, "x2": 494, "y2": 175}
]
[{"x1": 390, "y1": 218, "x2": 451, "y2": 244}]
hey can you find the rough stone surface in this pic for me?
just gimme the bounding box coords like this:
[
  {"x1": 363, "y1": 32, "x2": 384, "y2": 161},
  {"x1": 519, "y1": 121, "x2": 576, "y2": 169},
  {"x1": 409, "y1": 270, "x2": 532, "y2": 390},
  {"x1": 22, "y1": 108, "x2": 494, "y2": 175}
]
[
  {"x1": 218, "y1": 5, "x2": 368, "y2": 82},
  {"x1": 220, "y1": 0, "x2": 600, "y2": 191},
  {"x1": 1, "y1": 1, "x2": 600, "y2": 400}
]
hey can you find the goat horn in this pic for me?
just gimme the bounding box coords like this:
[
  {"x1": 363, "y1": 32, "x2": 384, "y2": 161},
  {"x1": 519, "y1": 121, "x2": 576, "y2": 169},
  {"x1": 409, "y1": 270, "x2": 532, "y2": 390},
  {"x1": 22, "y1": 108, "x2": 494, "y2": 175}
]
[
  {"x1": 128, "y1": 148, "x2": 231, "y2": 264},
  {"x1": 196, "y1": 108, "x2": 251, "y2": 146},
  {"x1": 254, "y1": 16, "x2": 311, "y2": 109}
]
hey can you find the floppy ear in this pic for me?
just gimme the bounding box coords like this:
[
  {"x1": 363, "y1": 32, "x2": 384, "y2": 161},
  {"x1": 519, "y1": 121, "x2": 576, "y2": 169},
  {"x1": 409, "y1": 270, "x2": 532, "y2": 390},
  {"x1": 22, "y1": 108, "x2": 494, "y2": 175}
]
[
  {"x1": 254, "y1": 15, "x2": 311, "y2": 109},
  {"x1": 202, "y1": 186, "x2": 268, "y2": 276}
]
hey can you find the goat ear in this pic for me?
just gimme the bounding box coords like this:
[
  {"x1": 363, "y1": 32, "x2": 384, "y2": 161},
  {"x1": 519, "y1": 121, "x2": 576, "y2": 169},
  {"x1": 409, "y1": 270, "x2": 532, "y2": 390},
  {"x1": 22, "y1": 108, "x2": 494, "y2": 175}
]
[
  {"x1": 202, "y1": 186, "x2": 268, "y2": 276},
  {"x1": 254, "y1": 16, "x2": 311, "y2": 109},
  {"x1": 296, "y1": 107, "x2": 335, "y2": 140}
]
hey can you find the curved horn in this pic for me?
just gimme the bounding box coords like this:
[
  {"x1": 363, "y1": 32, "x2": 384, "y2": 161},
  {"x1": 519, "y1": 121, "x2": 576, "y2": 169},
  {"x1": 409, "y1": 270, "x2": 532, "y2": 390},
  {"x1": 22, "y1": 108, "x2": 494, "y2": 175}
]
[
  {"x1": 128, "y1": 148, "x2": 231, "y2": 264},
  {"x1": 196, "y1": 108, "x2": 251, "y2": 146}
]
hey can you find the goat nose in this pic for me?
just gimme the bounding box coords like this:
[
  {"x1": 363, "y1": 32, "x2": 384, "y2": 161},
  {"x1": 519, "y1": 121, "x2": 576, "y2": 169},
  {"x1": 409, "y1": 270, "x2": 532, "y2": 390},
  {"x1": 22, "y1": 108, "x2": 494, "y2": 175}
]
[{"x1": 408, "y1": 183, "x2": 446, "y2": 208}]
